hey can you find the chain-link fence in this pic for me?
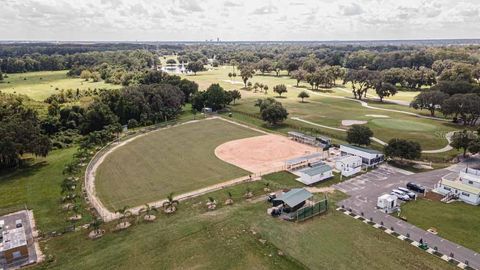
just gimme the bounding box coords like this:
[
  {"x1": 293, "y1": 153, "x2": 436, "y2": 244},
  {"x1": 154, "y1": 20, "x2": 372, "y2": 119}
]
[{"x1": 296, "y1": 198, "x2": 328, "y2": 222}]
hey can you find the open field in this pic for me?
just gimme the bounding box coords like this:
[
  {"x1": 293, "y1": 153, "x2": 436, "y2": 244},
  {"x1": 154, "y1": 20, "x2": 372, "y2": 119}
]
[
  {"x1": 0, "y1": 70, "x2": 121, "y2": 101},
  {"x1": 95, "y1": 119, "x2": 262, "y2": 211},
  {"x1": 0, "y1": 148, "x2": 90, "y2": 232},
  {"x1": 178, "y1": 65, "x2": 459, "y2": 151},
  {"x1": 231, "y1": 96, "x2": 456, "y2": 150},
  {"x1": 37, "y1": 175, "x2": 454, "y2": 270},
  {"x1": 400, "y1": 198, "x2": 480, "y2": 253}
]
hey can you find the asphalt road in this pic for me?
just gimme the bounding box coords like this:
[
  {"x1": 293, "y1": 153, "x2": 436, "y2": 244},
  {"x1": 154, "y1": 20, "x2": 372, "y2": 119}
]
[{"x1": 334, "y1": 165, "x2": 480, "y2": 269}]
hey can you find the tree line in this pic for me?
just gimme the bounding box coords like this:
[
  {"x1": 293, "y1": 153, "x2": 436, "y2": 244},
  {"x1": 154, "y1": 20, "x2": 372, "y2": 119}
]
[{"x1": 0, "y1": 70, "x2": 199, "y2": 169}]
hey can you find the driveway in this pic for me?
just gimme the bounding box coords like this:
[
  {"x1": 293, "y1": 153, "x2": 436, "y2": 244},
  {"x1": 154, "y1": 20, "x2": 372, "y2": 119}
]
[{"x1": 334, "y1": 166, "x2": 480, "y2": 269}]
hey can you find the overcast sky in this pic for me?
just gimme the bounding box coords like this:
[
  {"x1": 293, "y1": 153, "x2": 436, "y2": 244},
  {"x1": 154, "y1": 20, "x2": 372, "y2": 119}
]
[{"x1": 1, "y1": 0, "x2": 479, "y2": 41}]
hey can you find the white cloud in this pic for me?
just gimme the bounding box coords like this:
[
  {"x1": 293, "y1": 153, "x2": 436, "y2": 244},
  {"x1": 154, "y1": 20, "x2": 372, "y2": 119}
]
[
  {"x1": 340, "y1": 3, "x2": 364, "y2": 16},
  {"x1": 0, "y1": 0, "x2": 479, "y2": 41}
]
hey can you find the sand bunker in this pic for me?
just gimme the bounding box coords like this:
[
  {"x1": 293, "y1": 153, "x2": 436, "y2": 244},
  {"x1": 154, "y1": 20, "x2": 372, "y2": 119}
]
[
  {"x1": 365, "y1": 114, "x2": 390, "y2": 118},
  {"x1": 342, "y1": 120, "x2": 368, "y2": 126},
  {"x1": 215, "y1": 134, "x2": 317, "y2": 174},
  {"x1": 222, "y1": 80, "x2": 243, "y2": 85}
]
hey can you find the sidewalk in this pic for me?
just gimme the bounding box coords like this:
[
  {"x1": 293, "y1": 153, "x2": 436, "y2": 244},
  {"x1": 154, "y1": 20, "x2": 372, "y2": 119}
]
[{"x1": 338, "y1": 197, "x2": 480, "y2": 269}]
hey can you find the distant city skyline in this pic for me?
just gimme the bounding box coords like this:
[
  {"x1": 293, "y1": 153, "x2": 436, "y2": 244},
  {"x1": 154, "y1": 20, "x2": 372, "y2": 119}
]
[{"x1": 1, "y1": 0, "x2": 480, "y2": 41}]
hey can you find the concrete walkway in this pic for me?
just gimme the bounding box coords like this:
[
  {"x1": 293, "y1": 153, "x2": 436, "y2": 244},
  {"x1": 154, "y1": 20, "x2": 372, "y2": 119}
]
[{"x1": 334, "y1": 167, "x2": 480, "y2": 269}]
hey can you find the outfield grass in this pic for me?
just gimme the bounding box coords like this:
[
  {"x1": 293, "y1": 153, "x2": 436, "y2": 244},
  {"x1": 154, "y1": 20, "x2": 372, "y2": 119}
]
[
  {"x1": 37, "y1": 177, "x2": 454, "y2": 270},
  {"x1": 0, "y1": 148, "x2": 88, "y2": 232},
  {"x1": 95, "y1": 119, "x2": 262, "y2": 210},
  {"x1": 400, "y1": 198, "x2": 480, "y2": 253},
  {"x1": 0, "y1": 70, "x2": 121, "y2": 101}
]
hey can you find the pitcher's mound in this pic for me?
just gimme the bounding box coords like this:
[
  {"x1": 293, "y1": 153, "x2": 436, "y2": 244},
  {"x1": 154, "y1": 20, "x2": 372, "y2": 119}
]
[
  {"x1": 215, "y1": 134, "x2": 317, "y2": 174},
  {"x1": 342, "y1": 120, "x2": 367, "y2": 126}
]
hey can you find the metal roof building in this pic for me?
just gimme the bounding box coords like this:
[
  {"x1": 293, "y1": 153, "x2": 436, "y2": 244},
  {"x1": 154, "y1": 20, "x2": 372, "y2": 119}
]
[{"x1": 273, "y1": 188, "x2": 313, "y2": 211}]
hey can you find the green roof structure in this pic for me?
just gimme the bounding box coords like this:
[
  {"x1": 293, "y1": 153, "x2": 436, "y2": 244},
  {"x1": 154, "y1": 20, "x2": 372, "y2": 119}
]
[{"x1": 273, "y1": 188, "x2": 313, "y2": 208}]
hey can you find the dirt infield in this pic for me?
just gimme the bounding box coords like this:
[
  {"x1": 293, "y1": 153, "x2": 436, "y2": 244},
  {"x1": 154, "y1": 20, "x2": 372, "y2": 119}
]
[{"x1": 215, "y1": 134, "x2": 317, "y2": 174}]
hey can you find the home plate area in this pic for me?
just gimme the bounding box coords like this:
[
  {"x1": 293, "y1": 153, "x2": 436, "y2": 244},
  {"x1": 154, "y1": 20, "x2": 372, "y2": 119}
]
[{"x1": 215, "y1": 134, "x2": 318, "y2": 174}]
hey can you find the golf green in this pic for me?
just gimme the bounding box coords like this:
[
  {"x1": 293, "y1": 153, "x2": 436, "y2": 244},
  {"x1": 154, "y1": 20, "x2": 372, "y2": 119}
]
[{"x1": 370, "y1": 119, "x2": 437, "y2": 132}]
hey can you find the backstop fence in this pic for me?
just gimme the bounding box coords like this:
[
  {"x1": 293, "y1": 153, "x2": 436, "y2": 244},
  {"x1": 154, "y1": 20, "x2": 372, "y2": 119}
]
[{"x1": 296, "y1": 197, "x2": 328, "y2": 222}]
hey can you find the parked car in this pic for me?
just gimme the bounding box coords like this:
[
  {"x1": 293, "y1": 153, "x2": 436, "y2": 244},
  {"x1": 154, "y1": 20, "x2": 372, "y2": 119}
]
[
  {"x1": 406, "y1": 182, "x2": 425, "y2": 193},
  {"x1": 15, "y1": 219, "x2": 22, "y2": 228},
  {"x1": 391, "y1": 189, "x2": 411, "y2": 201},
  {"x1": 398, "y1": 187, "x2": 416, "y2": 198}
]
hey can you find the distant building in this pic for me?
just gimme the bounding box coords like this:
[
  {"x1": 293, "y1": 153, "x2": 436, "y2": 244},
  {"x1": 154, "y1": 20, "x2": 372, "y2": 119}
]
[
  {"x1": 293, "y1": 162, "x2": 333, "y2": 185},
  {"x1": 0, "y1": 226, "x2": 29, "y2": 264},
  {"x1": 335, "y1": 155, "x2": 362, "y2": 177},
  {"x1": 436, "y1": 168, "x2": 480, "y2": 205},
  {"x1": 287, "y1": 131, "x2": 331, "y2": 150},
  {"x1": 339, "y1": 144, "x2": 384, "y2": 168},
  {"x1": 285, "y1": 153, "x2": 324, "y2": 170}
]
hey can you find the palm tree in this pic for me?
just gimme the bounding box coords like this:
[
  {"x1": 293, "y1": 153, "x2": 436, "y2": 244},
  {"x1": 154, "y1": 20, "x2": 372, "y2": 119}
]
[
  {"x1": 142, "y1": 204, "x2": 158, "y2": 221},
  {"x1": 225, "y1": 191, "x2": 234, "y2": 205},
  {"x1": 245, "y1": 187, "x2": 253, "y2": 198},
  {"x1": 228, "y1": 72, "x2": 233, "y2": 80},
  {"x1": 90, "y1": 217, "x2": 103, "y2": 235},
  {"x1": 61, "y1": 178, "x2": 76, "y2": 194},
  {"x1": 263, "y1": 85, "x2": 269, "y2": 94},
  {"x1": 69, "y1": 203, "x2": 82, "y2": 230},
  {"x1": 207, "y1": 196, "x2": 217, "y2": 210},
  {"x1": 162, "y1": 193, "x2": 179, "y2": 213},
  {"x1": 264, "y1": 182, "x2": 271, "y2": 192},
  {"x1": 63, "y1": 162, "x2": 80, "y2": 175},
  {"x1": 116, "y1": 206, "x2": 132, "y2": 227}
]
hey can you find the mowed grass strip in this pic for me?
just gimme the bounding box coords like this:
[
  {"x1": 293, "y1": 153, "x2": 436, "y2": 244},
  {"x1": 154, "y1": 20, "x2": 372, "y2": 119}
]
[
  {"x1": 39, "y1": 181, "x2": 454, "y2": 270},
  {"x1": 95, "y1": 119, "x2": 262, "y2": 210},
  {"x1": 400, "y1": 198, "x2": 480, "y2": 253},
  {"x1": 0, "y1": 148, "x2": 79, "y2": 231}
]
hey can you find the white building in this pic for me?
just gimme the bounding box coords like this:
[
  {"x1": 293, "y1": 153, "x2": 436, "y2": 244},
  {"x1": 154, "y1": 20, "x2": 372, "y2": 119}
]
[
  {"x1": 377, "y1": 194, "x2": 398, "y2": 213},
  {"x1": 294, "y1": 163, "x2": 334, "y2": 185},
  {"x1": 436, "y1": 168, "x2": 480, "y2": 205},
  {"x1": 339, "y1": 144, "x2": 384, "y2": 168},
  {"x1": 335, "y1": 155, "x2": 362, "y2": 177}
]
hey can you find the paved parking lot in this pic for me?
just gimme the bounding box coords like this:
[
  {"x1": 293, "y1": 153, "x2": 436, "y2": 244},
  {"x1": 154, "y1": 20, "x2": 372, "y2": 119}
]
[{"x1": 334, "y1": 165, "x2": 480, "y2": 269}]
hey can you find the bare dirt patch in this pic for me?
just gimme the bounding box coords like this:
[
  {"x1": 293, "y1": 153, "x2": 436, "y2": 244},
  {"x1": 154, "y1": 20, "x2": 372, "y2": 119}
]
[{"x1": 215, "y1": 134, "x2": 317, "y2": 174}]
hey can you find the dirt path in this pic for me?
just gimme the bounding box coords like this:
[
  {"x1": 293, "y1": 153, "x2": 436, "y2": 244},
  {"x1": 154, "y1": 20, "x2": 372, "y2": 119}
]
[{"x1": 84, "y1": 117, "x2": 285, "y2": 222}]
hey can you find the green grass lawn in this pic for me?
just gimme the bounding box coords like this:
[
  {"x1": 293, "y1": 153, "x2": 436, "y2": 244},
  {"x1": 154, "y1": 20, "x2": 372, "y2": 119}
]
[
  {"x1": 0, "y1": 70, "x2": 121, "y2": 101},
  {"x1": 231, "y1": 95, "x2": 456, "y2": 150},
  {"x1": 37, "y1": 177, "x2": 454, "y2": 270},
  {"x1": 180, "y1": 65, "x2": 458, "y2": 151},
  {"x1": 95, "y1": 118, "x2": 262, "y2": 210},
  {"x1": 400, "y1": 198, "x2": 480, "y2": 253},
  {"x1": 0, "y1": 148, "x2": 82, "y2": 232}
]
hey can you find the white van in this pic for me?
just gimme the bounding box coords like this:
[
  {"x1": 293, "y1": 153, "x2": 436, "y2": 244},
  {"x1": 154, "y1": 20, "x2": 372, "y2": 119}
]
[
  {"x1": 398, "y1": 187, "x2": 416, "y2": 198},
  {"x1": 391, "y1": 189, "x2": 411, "y2": 201}
]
